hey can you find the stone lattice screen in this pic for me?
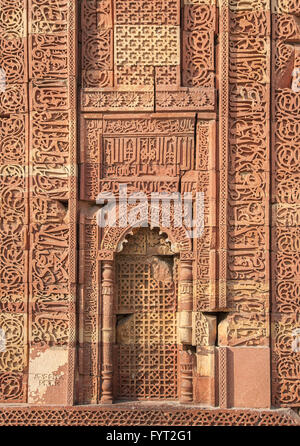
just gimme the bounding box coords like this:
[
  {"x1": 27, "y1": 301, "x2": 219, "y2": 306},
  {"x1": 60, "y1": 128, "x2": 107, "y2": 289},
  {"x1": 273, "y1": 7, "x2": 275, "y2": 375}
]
[{"x1": 0, "y1": 0, "x2": 299, "y2": 426}]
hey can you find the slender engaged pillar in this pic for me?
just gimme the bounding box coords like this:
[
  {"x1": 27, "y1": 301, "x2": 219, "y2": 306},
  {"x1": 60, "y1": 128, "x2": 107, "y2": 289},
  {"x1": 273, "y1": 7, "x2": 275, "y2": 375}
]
[
  {"x1": 101, "y1": 260, "x2": 114, "y2": 403},
  {"x1": 178, "y1": 259, "x2": 194, "y2": 403},
  {"x1": 179, "y1": 349, "x2": 194, "y2": 404}
]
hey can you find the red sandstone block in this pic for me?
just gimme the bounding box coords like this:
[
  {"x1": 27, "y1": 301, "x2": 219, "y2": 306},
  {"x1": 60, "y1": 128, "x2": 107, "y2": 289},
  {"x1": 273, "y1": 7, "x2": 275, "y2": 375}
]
[
  {"x1": 78, "y1": 249, "x2": 101, "y2": 285},
  {"x1": 193, "y1": 226, "x2": 217, "y2": 250},
  {"x1": 29, "y1": 281, "x2": 73, "y2": 301},
  {"x1": 29, "y1": 300, "x2": 70, "y2": 315},
  {"x1": 0, "y1": 37, "x2": 28, "y2": 84},
  {"x1": 0, "y1": 282, "x2": 28, "y2": 312},
  {"x1": 29, "y1": 197, "x2": 70, "y2": 225},
  {"x1": 228, "y1": 171, "x2": 270, "y2": 201},
  {"x1": 271, "y1": 251, "x2": 300, "y2": 282},
  {"x1": 82, "y1": 10, "x2": 112, "y2": 34},
  {"x1": 29, "y1": 223, "x2": 71, "y2": 250},
  {"x1": 196, "y1": 119, "x2": 217, "y2": 171},
  {"x1": 272, "y1": 173, "x2": 300, "y2": 205},
  {"x1": 0, "y1": 222, "x2": 28, "y2": 248},
  {"x1": 29, "y1": 82, "x2": 70, "y2": 112},
  {"x1": 271, "y1": 227, "x2": 300, "y2": 252},
  {"x1": 194, "y1": 376, "x2": 215, "y2": 406},
  {"x1": 81, "y1": 88, "x2": 155, "y2": 112},
  {"x1": 0, "y1": 208, "x2": 29, "y2": 226},
  {"x1": 103, "y1": 112, "x2": 197, "y2": 120},
  {"x1": 227, "y1": 347, "x2": 271, "y2": 409},
  {"x1": 28, "y1": 344, "x2": 69, "y2": 405},
  {"x1": 82, "y1": 30, "x2": 113, "y2": 71},
  {"x1": 29, "y1": 166, "x2": 72, "y2": 201},
  {"x1": 0, "y1": 372, "x2": 27, "y2": 404},
  {"x1": 0, "y1": 114, "x2": 28, "y2": 166},
  {"x1": 77, "y1": 374, "x2": 98, "y2": 404},
  {"x1": 218, "y1": 311, "x2": 270, "y2": 347},
  {"x1": 271, "y1": 285, "x2": 300, "y2": 317},
  {"x1": 271, "y1": 122, "x2": 298, "y2": 175},
  {"x1": 155, "y1": 66, "x2": 181, "y2": 91},
  {"x1": 272, "y1": 203, "x2": 300, "y2": 227},
  {"x1": 0, "y1": 251, "x2": 28, "y2": 285},
  {"x1": 28, "y1": 33, "x2": 69, "y2": 80},
  {"x1": 230, "y1": 10, "x2": 270, "y2": 37},
  {"x1": 182, "y1": 30, "x2": 215, "y2": 72},
  {"x1": 78, "y1": 343, "x2": 100, "y2": 376},
  {"x1": 29, "y1": 312, "x2": 71, "y2": 347},
  {"x1": 227, "y1": 249, "x2": 270, "y2": 281},
  {"x1": 113, "y1": 0, "x2": 180, "y2": 26},
  {"x1": 228, "y1": 201, "x2": 268, "y2": 226},
  {"x1": 273, "y1": 88, "x2": 300, "y2": 121},
  {"x1": 0, "y1": 83, "x2": 28, "y2": 114},
  {"x1": 155, "y1": 88, "x2": 215, "y2": 112},
  {"x1": 273, "y1": 13, "x2": 300, "y2": 41},
  {"x1": 227, "y1": 225, "x2": 269, "y2": 250},
  {"x1": 82, "y1": 70, "x2": 113, "y2": 89},
  {"x1": 193, "y1": 279, "x2": 217, "y2": 312},
  {"x1": 227, "y1": 279, "x2": 270, "y2": 314},
  {"x1": 28, "y1": 0, "x2": 68, "y2": 35},
  {"x1": 28, "y1": 248, "x2": 71, "y2": 284},
  {"x1": 183, "y1": 4, "x2": 217, "y2": 32},
  {"x1": 0, "y1": 0, "x2": 27, "y2": 39}
]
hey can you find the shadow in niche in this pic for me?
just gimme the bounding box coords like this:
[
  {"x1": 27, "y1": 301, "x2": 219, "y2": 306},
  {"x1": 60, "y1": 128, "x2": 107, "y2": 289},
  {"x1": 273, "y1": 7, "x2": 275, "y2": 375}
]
[{"x1": 113, "y1": 227, "x2": 179, "y2": 403}]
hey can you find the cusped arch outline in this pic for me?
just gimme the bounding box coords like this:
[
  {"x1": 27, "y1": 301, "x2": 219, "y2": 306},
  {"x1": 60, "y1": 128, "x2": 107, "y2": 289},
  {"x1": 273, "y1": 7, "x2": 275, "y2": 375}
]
[{"x1": 100, "y1": 218, "x2": 192, "y2": 256}]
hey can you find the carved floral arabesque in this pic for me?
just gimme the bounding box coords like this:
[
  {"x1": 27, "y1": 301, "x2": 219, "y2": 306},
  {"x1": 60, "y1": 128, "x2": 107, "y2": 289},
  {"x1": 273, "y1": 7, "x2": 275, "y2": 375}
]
[
  {"x1": 0, "y1": 0, "x2": 77, "y2": 404},
  {"x1": 271, "y1": 3, "x2": 300, "y2": 407}
]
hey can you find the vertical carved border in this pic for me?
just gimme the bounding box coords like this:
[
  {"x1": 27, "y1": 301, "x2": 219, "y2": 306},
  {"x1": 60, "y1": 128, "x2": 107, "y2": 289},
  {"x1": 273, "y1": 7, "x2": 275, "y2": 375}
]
[
  {"x1": 0, "y1": 0, "x2": 29, "y2": 403},
  {"x1": 218, "y1": 346, "x2": 228, "y2": 408},
  {"x1": 67, "y1": 0, "x2": 78, "y2": 406},
  {"x1": 27, "y1": 0, "x2": 78, "y2": 405},
  {"x1": 270, "y1": 0, "x2": 300, "y2": 408},
  {"x1": 218, "y1": 0, "x2": 229, "y2": 309}
]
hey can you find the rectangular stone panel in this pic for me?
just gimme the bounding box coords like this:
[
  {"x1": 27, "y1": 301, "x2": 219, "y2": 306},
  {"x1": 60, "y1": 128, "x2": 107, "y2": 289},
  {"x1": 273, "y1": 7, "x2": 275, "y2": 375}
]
[
  {"x1": 227, "y1": 347, "x2": 270, "y2": 408},
  {"x1": 28, "y1": 345, "x2": 69, "y2": 405},
  {"x1": 29, "y1": 34, "x2": 68, "y2": 80},
  {"x1": 114, "y1": 0, "x2": 180, "y2": 26},
  {"x1": 29, "y1": 0, "x2": 68, "y2": 34},
  {"x1": 114, "y1": 25, "x2": 180, "y2": 66}
]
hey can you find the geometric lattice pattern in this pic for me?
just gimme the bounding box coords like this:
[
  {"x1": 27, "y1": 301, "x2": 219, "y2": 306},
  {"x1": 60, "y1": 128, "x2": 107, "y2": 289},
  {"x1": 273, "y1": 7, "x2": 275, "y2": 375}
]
[
  {"x1": 115, "y1": 26, "x2": 180, "y2": 66},
  {"x1": 117, "y1": 313, "x2": 177, "y2": 345},
  {"x1": 116, "y1": 256, "x2": 176, "y2": 313},
  {"x1": 116, "y1": 345, "x2": 178, "y2": 400},
  {"x1": 0, "y1": 407, "x2": 298, "y2": 426},
  {"x1": 113, "y1": 0, "x2": 180, "y2": 86},
  {"x1": 114, "y1": 0, "x2": 179, "y2": 26},
  {"x1": 116, "y1": 233, "x2": 178, "y2": 400}
]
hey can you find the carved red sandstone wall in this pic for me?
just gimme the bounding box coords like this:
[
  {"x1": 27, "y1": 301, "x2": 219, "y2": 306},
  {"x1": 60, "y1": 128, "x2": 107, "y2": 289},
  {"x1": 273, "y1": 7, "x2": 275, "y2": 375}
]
[{"x1": 0, "y1": 0, "x2": 299, "y2": 426}]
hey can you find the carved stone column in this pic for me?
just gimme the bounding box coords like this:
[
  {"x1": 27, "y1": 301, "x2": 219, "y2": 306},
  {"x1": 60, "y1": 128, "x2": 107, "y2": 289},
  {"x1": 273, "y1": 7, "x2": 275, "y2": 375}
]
[
  {"x1": 178, "y1": 258, "x2": 194, "y2": 403},
  {"x1": 101, "y1": 260, "x2": 114, "y2": 403},
  {"x1": 179, "y1": 349, "x2": 194, "y2": 403}
]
